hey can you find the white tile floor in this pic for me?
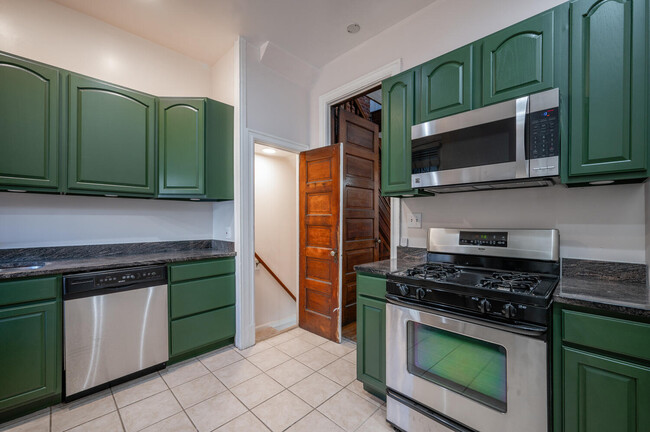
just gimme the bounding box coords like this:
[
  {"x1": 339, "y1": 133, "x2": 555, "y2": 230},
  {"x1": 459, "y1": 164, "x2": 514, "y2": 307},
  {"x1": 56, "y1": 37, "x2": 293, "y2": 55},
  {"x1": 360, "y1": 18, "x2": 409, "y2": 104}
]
[{"x1": 0, "y1": 327, "x2": 393, "y2": 432}]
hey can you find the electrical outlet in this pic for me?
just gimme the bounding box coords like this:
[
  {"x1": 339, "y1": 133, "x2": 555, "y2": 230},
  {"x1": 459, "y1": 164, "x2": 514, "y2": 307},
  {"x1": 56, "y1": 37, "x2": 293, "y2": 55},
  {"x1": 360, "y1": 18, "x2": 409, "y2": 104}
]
[
  {"x1": 225, "y1": 227, "x2": 232, "y2": 239},
  {"x1": 400, "y1": 238, "x2": 408, "y2": 247},
  {"x1": 407, "y1": 213, "x2": 422, "y2": 228}
]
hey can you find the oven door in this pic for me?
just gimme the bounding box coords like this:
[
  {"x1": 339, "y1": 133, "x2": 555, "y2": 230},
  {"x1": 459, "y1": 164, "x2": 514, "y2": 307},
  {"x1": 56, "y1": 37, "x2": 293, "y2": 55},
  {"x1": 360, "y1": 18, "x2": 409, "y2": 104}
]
[
  {"x1": 411, "y1": 96, "x2": 529, "y2": 189},
  {"x1": 386, "y1": 300, "x2": 548, "y2": 432}
]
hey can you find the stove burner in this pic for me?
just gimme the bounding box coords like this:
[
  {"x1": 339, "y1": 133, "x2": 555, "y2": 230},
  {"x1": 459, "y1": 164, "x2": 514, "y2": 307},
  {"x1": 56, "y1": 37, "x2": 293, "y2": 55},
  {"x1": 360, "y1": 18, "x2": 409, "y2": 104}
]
[
  {"x1": 406, "y1": 263, "x2": 460, "y2": 281},
  {"x1": 477, "y1": 272, "x2": 541, "y2": 293}
]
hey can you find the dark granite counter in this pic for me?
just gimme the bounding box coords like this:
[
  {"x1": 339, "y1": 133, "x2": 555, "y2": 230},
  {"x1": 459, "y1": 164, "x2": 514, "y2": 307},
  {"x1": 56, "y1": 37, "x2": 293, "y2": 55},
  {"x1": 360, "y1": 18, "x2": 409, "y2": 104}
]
[
  {"x1": 554, "y1": 258, "x2": 650, "y2": 319},
  {"x1": 0, "y1": 240, "x2": 235, "y2": 280},
  {"x1": 354, "y1": 247, "x2": 427, "y2": 276}
]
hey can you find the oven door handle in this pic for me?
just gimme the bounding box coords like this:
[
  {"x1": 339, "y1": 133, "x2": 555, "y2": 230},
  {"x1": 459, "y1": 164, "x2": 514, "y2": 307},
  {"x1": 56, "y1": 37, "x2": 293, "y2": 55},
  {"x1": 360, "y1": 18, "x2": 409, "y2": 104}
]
[{"x1": 386, "y1": 294, "x2": 547, "y2": 337}]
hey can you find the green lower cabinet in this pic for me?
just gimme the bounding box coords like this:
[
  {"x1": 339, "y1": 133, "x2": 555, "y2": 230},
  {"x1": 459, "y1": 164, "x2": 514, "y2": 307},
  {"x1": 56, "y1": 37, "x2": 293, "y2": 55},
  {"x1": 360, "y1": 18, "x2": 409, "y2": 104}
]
[
  {"x1": 168, "y1": 258, "x2": 236, "y2": 362},
  {"x1": 356, "y1": 274, "x2": 386, "y2": 398},
  {"x1": 0, "y1": 53, "x2": 61, "y2": 192},
  {"x1": 158, "y1": 98, "x2": 233, "y2": 201},
  {"x1": 67, "y1": 74, "x2": 156, "y2": 197},
  {"x1": 564, "y1": 0, "x2": 649, "y2": 184},
  {"x1": 563, "y1": 347, "x2": 650, "y2": 432},
  {"x1": 0, "y1": 277, "x2": 61, "y2": 422}
]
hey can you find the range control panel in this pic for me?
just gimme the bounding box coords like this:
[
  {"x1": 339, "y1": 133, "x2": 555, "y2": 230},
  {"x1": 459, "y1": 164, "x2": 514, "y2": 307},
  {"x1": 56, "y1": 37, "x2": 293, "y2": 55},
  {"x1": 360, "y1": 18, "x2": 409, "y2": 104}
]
[
  {"x1": 459, "y1": 231, "x2": 508, "y2": 248},
  {"x1": 529, "y1": 108, "x2": 559, "y2": 159}
]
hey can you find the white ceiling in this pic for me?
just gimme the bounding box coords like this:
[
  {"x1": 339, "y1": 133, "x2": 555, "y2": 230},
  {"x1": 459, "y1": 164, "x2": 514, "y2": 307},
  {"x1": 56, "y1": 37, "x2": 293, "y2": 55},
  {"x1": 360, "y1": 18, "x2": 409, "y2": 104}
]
[{"x1": 51, "y1": 0, "x2": 438, "y2": 68}]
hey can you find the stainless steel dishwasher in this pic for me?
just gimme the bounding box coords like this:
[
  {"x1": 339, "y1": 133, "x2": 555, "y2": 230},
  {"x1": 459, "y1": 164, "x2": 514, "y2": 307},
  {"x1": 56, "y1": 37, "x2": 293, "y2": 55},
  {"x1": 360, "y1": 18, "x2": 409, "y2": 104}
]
[{"x1": 63, "y1": 265, "x2": 168, "y2": 400}]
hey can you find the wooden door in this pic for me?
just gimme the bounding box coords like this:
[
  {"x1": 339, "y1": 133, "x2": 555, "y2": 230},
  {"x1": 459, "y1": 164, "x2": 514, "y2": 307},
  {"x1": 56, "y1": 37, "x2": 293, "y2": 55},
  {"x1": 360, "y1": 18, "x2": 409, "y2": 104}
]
[
  {"x1": 567, "y1": 0, "x2": 648, "y2": 181},
  {"x1": 299, "y1": 144, "x2": 341, "y2": 341},
  {"x1": 0, "y1": 53, "x2": 60, "y2": 191},
  {"x1": 158, "y1": 98, "x2": 206, "y2": 197},
  {"x1": 339, "y1": 110, "x2": 380, "y2": 326},
  {"x1": 419, "y1": 44, "x2": 474, "y2": 123}
]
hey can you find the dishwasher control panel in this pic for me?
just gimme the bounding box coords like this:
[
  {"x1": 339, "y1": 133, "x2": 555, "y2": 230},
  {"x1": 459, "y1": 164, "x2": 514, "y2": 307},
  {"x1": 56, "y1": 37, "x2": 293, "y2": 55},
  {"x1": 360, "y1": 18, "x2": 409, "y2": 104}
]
[{"x1": 64, "y1": 265, "x2": 168, "y2": 298}]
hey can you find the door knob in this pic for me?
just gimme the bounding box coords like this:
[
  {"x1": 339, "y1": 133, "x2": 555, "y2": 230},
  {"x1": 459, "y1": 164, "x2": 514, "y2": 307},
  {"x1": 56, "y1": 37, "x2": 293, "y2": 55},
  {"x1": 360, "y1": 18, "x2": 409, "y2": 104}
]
[
  {"x1": 375, "y1": 238, "x2": 382, "y2": 244},
  {"x1": 330, "y1": 250, "x2": 337, "y2": 257}
]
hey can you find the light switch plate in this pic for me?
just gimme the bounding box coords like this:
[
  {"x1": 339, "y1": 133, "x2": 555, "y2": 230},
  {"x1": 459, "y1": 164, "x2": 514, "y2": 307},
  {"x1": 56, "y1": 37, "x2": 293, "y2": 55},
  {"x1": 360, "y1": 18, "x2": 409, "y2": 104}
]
[{"x1": 407, "y1": 213, "x2": 422, "y2": 228}]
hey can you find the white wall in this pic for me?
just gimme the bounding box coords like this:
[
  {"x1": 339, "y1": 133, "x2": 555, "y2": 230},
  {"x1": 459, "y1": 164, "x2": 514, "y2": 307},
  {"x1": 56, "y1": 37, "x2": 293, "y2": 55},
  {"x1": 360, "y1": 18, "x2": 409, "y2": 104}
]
[
  {"x1": 254, "y1": 148, "x2": 298, "y2": 329},
  {"x1": 310, "y1": 0, "x2": 647, "y2": 264},
  {"x1": 402, "y1": 184, "x2": 646, "y2": 263},
  {"x1": 246, "y1": 42, "x2": 310, "y2": 146},
  {"x1": 0, "y1": 192, "x2": 214, "y2": 248},
  {"x1": 0, "y1": 0, "x2": 238, "y2": 248}
]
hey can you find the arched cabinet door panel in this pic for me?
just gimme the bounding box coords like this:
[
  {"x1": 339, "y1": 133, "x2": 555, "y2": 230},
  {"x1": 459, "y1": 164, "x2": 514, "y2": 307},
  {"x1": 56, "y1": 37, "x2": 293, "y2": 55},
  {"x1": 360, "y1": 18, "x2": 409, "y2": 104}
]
[
  {"x1": 0, "y1": 53, "x2": 60, "y2": 191},
  {"x1": 67, "y1": 74, "x2": 156, "y2": 196},
  {"x1": 566, "y1": 0, "x2": 648, "y2": 182},
  {"x1": 481, "y1": 9, "x2": 555, "y2": 105},
  {"x1": 419, "y1": 44, "x2": 474, "y2": 123}
]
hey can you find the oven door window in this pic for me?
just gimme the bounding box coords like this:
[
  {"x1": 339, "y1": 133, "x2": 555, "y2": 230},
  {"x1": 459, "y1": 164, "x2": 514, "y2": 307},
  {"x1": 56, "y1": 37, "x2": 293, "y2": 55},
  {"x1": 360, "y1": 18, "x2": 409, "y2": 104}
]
[
  {"x1": 411, "y1": 118, "x2": 516, "y2": 174},
  {"x1": 406, "y1": 321, "x2": 507, "y2": 412}
]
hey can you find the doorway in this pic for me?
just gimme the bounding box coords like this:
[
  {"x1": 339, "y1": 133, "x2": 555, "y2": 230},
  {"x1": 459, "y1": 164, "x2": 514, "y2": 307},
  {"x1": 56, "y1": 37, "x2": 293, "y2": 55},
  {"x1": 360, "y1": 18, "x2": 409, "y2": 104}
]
[
  {"x1": 298, "y1": 86, "x2": 389, "y2": 343},
  {"x1": 254, "y1": 143, "x2": 299, "y2": 341}
]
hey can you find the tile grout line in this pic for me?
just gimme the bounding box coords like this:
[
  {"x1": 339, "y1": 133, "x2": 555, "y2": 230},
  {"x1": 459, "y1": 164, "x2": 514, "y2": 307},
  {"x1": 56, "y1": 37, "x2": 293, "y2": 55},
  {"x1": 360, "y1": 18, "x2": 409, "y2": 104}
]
[{"x1": 110, "y1": 389, "x2": 128, "y2": 432}]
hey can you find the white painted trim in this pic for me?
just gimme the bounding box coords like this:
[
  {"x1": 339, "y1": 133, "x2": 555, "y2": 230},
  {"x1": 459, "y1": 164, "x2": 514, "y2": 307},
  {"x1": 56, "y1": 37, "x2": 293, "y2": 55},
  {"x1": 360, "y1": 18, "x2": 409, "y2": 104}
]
[
  {"x1": 317, "y1": 58, "x2": 402, "y2": 148},
  {"x1": 248, "y1": 129, "x2": 308, "y2": 153},
  {"x1": 390, "y1": 197, "x2": 401, "y2": 259},
  {"x1": 234, "y1": 37, "x2": 256, "y2": 350}
]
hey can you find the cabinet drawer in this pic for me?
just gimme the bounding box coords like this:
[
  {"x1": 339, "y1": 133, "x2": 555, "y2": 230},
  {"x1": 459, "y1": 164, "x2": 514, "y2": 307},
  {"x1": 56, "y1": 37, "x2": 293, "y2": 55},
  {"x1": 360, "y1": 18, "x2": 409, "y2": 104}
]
[
  {"x1": 0, "y1": 277, "x2": 59, "y2": 307},
  {"x1": 170, "y1": 274, "x2": 235, "y2": 319},
  {"x1": 170, "y1": 258, "x2": 235, "y2": 283},
  {"x1": 357, "y1": 274, "x2": 386, "y2": 299},
  {"x1": 562, "y1": 310, "x2": 650, "y2": 362},
  {"x1": 170, "y1": 306, "x2": 235, "y2": 357}
]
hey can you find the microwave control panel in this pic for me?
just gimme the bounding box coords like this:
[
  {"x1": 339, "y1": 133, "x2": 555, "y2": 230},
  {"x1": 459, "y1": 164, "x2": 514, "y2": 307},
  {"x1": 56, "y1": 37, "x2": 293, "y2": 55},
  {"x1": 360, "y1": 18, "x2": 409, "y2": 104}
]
[{"x1": 528, "y1": 108, "x2": 559, "y2": 159}]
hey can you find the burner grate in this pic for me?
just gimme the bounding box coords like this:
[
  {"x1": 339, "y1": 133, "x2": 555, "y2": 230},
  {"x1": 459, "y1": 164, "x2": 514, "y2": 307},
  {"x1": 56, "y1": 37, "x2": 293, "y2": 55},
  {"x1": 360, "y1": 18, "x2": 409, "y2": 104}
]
[
  {"x1": 477, "y1": 272, "x2": 541, "y2": 293},
  {"x1": 406, "y1": 263, "x2": 460, "y2": 281}
]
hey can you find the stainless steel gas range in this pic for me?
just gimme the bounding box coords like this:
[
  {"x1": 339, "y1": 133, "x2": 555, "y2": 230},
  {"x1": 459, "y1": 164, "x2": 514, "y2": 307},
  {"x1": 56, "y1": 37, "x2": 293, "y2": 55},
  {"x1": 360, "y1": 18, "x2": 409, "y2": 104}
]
[{"x1": 385, "y1": 228, "x2": 560, "y2": 432}]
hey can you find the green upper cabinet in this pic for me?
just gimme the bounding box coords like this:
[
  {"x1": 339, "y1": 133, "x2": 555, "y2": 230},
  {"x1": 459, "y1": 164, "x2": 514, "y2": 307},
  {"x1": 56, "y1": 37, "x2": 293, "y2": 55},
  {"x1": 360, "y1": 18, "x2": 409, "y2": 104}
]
[
  {"x1": 381, "y1": 68, "x2": 418, "y2": 196},
  {"x1": 158, "y1": 98, "x2": 233, "y2": 200},
  {"x1": 419, "y1": 44, "x2": 474, "y2": 122},
  {"x1": 67, "y1": 74, "x2": 156, "y2": 196},
  {"x1": 563, "y1": 347, "x2": 650, "y2": 432},
  {"x1": 158, "y1": 99, "x2": 205, "y2": 197},
  {"x1": 0, "y1": 53, "x2": 60, "y2": 191},
  {"x1": 564, "y1": 0, "x2": 648, "y2": 183},
  {"x1": 481, "y1": 8, "x2": 556, "y2": 106}
]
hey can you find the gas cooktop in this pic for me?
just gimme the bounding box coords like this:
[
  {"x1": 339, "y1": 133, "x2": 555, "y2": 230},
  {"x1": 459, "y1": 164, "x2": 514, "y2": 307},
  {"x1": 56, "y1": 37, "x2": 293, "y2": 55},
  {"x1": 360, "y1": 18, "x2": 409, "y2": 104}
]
[{"x1": 386, "y1": 228, "x2": 560, "y2": 327}]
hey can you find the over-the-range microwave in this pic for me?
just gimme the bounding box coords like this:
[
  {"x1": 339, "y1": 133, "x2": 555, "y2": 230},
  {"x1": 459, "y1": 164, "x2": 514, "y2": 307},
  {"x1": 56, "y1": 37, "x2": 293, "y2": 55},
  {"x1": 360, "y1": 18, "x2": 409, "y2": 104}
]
[{"x1": 411, "y1": 88, "x2": 559, "y2": 193}]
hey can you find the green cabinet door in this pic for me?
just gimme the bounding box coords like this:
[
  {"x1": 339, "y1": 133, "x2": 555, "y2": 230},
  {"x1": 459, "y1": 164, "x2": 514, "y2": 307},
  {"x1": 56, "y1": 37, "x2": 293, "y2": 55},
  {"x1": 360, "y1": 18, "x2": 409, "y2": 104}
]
[
  {"x1": 563, "y1": 347, "x2": 650, "y2": 432},
  {"x1": 67, "y1": 75, "x2": 156, "y2": 196},
  {"x1": 565, "y1": 0, "x2": 648, "y2": 182},
  {"x1": 158, "y1": 99, "x2": 205, "y2": 197},
  {"x1": 0, "y1": 300, "x2": 60, "y2": 415},
  {"x1": 0, "y1": 53, "x2": 60, "y2": 191},
  {"x1": 382, "y1": 69, "x2": 418, "y2": 196},
  {"x1": 419, "y1": 44, "x2": 474, "y2": 122},
  {"x1": 481, "y1": 9, "x2": 555, "y2": 105},
  {"x1": 205, "y1": 99, "x2": 234, "y2": 201},
  {"x1": 356, "y1": 274, "x2": 386, "y2": 397}
]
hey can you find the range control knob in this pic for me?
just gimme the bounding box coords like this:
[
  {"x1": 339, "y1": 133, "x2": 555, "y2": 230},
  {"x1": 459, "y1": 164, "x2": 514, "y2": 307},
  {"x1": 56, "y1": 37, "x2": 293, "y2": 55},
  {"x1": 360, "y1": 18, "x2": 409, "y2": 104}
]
[
  {"x1": 416, "y1": 288, "x2": 426, "y2": 300},
  {"x1": 502, "y1": 303, "x2": 517, "y2": 319},
  {"x1": 397, "y1": 283, "x2": 409, "y2": 296},
  {"x1": 478, "y1": 299, "x2": 492, "y2": 314}
]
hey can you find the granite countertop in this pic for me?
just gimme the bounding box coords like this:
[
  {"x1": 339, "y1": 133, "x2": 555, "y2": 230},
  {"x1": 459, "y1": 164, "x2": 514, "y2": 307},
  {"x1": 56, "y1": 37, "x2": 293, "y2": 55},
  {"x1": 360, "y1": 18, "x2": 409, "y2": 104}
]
[
  {"x1": 354, "y1": 247, "x2": 427, "y2": 276},
  {"x1": 554, "y1": 258, "x2": 650, "y2": 318},
  {"x1": 0, "y1": 240, "x2": 236, "y2": 280}
]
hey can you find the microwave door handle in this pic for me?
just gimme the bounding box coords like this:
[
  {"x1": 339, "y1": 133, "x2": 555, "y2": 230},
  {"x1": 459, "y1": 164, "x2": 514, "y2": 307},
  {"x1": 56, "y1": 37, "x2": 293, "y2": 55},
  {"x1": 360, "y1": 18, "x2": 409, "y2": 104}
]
[{"x1": 515, "y1": 96, "x2": 529, "y2": 178}]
